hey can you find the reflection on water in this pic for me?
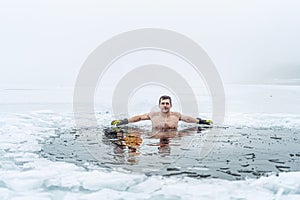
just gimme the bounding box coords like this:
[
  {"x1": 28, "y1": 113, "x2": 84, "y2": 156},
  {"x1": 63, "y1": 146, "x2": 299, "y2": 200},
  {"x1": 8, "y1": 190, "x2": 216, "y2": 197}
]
[
  {"x1": 103, "y1": 126, "x2": 201, "y2": 164},
  {"x1": 158, "y1": 137, "x2": 171, "y2": 155},
  {"x1": 106, "y1": 127, "x2": 143, "y2": 165},
  {"x1": 41, "y1": 126, "x2": 300, "y2": 180}
]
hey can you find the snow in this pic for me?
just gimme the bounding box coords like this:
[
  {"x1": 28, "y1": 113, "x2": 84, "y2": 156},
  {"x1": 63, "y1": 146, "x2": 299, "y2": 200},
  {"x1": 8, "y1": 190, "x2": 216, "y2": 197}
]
[{"x1": 0, "y1": 84, "x2": 300, "y2": 199}]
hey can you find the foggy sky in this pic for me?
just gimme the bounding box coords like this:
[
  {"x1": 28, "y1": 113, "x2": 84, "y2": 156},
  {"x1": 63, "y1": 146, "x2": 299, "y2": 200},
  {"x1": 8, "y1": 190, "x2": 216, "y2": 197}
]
[{"x1": 1, "y1": 0, "x2": 300, "y2": 87}]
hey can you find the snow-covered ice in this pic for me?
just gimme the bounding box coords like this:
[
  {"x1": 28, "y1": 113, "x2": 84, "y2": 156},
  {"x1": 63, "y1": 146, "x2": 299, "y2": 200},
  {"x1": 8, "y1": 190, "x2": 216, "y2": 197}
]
[{"x1": 0, "y1": 84, "x2": 300, "y2": 199}]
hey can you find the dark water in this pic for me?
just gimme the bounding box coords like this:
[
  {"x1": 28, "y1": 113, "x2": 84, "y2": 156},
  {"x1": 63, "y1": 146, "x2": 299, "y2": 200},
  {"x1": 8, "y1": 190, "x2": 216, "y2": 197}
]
[{"x1": 41, "y1": 126, "x2": 300, "y2": 180}]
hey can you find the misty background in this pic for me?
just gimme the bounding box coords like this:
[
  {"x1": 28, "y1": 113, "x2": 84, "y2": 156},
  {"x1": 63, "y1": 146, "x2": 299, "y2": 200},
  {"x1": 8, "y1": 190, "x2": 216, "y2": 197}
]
[{"x1": 0, "y1": 0, "x2": 300, "y2": 88}]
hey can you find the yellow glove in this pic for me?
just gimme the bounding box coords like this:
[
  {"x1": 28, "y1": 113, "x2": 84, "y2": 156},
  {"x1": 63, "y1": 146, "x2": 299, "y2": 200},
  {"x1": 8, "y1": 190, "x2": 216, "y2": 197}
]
[
  {"x1": 204, "y1": 119, "x2": 213, "y2": 125},
  {"x1": 197, "y1": 118, "x2": 213, "y2": 125},
  {"x1": 111, "y1": 119, "x2": 121, "y2": 125},
  {"x1": 111, "y1": 119, "x2": 129, "y2": 126}
]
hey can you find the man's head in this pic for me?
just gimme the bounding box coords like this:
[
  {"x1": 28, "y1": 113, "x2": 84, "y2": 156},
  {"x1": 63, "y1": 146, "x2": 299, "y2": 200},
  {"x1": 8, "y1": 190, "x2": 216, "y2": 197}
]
[{"x1": 158, "y1": 95, "x2": 172, "y2": 113}]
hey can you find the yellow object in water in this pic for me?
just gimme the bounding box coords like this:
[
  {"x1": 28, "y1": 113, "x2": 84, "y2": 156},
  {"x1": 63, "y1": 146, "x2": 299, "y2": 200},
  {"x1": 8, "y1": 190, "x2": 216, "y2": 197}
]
[
  {"x1": 125, "y1": 133, "x2": 142, "y2": 147},
  {"x1": 111, "y1": 119, "x2": 121, "y2": 125}
]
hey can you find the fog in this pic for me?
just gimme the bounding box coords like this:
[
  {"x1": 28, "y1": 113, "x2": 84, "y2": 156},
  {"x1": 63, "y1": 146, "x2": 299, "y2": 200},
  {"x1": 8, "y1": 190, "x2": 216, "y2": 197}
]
[{"x1": 0, "y1": 0, "x2": 300, "y2": 88}]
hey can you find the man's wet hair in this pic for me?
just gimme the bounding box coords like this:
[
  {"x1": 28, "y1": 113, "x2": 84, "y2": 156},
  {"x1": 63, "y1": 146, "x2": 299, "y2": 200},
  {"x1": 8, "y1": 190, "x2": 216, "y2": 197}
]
[{"x1": 159, "y1": 95, "x2": 172, "y2": 105}]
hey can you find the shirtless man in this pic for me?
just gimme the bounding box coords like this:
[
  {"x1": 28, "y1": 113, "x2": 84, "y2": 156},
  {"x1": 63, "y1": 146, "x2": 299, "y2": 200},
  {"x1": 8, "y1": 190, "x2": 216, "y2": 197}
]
[{"x1": 111, "y1": 95, "x2": 212, "y2": 130}]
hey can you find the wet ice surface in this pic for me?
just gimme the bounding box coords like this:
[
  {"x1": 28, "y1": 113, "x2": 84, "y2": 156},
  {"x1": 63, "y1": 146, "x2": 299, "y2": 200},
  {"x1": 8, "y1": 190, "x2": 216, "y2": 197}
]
[
  {"x1": 1, "y1": 84, "x2": 300, "y2": 199},
  {"x1": 41, "y1": 125, "x2": 300, "y2": 181},
  {"x1": 1, "y1": 111, "x2": 300, "y2": 199}
]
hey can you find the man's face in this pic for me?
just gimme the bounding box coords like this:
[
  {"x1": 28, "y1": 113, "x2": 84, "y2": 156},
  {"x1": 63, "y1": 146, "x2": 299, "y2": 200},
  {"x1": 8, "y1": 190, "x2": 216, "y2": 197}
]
[{"x1": 159, "y1": 99, "x2": 172, "y2": 113}]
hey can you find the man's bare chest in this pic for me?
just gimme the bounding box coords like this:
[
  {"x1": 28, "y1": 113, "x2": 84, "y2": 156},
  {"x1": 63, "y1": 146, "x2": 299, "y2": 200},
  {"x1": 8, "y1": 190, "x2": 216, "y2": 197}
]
[{"x1": 151, "y1": 114, "x2": 179, "y2": 128}]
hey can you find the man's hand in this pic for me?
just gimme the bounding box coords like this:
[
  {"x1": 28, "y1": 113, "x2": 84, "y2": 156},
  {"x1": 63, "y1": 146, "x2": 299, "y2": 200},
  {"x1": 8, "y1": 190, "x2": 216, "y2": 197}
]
[
  {"x1": 197, "y1": 118, "x2": 213, "y2": 125},
  {"x1": 111, "y1": 119, "x2": 121, "y2": 125},
  {"x1": 111, "y1": 119, "x2": 129, "y2": 126}
]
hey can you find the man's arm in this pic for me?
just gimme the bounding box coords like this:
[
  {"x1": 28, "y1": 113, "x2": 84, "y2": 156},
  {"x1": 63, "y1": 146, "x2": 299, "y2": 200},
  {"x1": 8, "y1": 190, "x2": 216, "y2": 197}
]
[
  {"x1": 128, "y1": 113, "x2": 150, "y2": 123},
  {"x1": 112, "y1": 113, "x2": 150, "y2": 126},
  {"x1": 180, "y1": 114, "x2": 213, "y2": 125},
  {"x1": 180, "y1": 114, "x2": 199, "y2": 123}
]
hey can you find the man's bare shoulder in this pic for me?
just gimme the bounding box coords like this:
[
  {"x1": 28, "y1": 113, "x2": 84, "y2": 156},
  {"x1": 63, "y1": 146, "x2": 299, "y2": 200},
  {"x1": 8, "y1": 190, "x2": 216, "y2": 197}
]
[
  {"x1": 171, "y1": 112, "x2": 181, "y2": 117},
  {"x1": 138, "y1": 113, "x2": 154, "y2": 120}
]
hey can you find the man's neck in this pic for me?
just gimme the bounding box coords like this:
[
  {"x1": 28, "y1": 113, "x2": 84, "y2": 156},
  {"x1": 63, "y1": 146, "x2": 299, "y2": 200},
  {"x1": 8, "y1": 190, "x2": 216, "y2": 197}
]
[{"x1": 160, "y1": 112, "x2": 170, "y2": 117}]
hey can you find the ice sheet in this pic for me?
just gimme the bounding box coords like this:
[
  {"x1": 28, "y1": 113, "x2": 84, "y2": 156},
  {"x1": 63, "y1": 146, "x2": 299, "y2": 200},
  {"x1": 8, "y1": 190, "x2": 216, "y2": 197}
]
[{"x1": 1, "y1": 84, "x2": 300, "y2": 199}]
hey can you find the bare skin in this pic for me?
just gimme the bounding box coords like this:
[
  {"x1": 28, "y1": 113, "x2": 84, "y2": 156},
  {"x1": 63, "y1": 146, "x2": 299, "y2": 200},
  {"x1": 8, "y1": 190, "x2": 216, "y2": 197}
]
[{"x1": 127, "y1": 99, "x2": 200, "y2": 131}]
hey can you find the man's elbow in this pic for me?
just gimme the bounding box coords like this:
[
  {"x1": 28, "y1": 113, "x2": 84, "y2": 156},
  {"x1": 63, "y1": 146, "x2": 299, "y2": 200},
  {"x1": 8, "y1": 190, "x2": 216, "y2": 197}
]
[{"x1": 131, "y1": 116, "x2": 142, "y2": 122}]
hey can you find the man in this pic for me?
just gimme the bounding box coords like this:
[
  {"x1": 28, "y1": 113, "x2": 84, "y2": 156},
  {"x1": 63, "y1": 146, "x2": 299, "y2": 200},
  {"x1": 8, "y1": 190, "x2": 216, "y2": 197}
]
[{"x1": 111, "y1": 95, "x2": 212, "y2": 130}]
